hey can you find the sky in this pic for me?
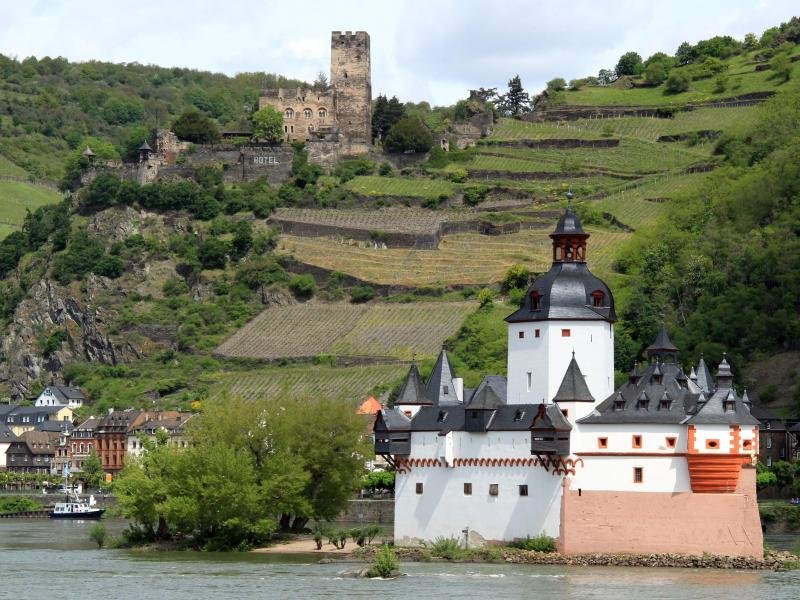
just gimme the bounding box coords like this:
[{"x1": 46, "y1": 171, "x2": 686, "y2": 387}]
[{"x1": 0, "y1": 1, "x2": 797, "y2": 105}]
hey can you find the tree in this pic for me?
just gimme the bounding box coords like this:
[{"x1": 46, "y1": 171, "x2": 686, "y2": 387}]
[
  {"x1": 644, "y1": 62, "x2": 667, "y2": 86},
  {"x1": 251, "y1": 106, "x2": 283, "y2": 144},
  {"x1": 664, "y1": 70, "x2": 690, "y2": 94},
  {"x1": 546, "y1": 77, "x2": 567, "y2": 92},
  {"x1": 82, "y1": 448, "x2": 103, "y2": 490},
  {"x1": 597, "y1": 69, "x2": 616, "y2": 85},
  {"x1": 312, "y1": 71, "x2": 329, "y2": 91},
  {"x1": 371, "y1": 95, "x2": 405, "y2": 142},
  {"x1": 770, "y1": 52, "x2": 792, "y2": 83},
  {"x1": 743, "y1": 32, "x2": 758, "y2": 51},
  {"x1": 171, "y1": 109, "x2": 220, "y2": 144},
  {"x1": 198, "y1": 238, "x2": 228, "y2": 269},
  {"x1": 499, "y1": 75, "x2": 530, "y2": 117},
  {"x1": 675, "y1": 42, "x2": 696, "y2": 65},
  {"x1": 383, "y1": 117, "x2": 433, "y2": 153},
  {"x1": 502, "y1": 264, "x2": 530, "y2": 292},
  {"x1": 288, "y1": 274, "x2": 316, "y2": 299},
  {"x1": 615, "y1": 52, "x2": 643, "y2": 76}
]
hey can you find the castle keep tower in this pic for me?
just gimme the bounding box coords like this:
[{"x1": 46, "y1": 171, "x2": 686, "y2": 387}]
[{"x1": 330, "y1": 31, "x2": 372, "y2": 151}]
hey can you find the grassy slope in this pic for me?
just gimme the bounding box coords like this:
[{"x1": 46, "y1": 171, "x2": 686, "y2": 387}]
[{"x1": 0, "y1": 181, "x2": 62, "y2": 238}]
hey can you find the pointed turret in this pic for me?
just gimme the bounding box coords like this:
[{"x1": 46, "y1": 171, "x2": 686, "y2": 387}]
[
  {"x1": 395, "y1": 363, "x2": 430, "y2": 407},
  {"x1": 425, "y1": 348, "x2": 457, "y2": 405},
  {"x1": 651, "y1": 359, "x2": 663, "y2": 384},
  {"x1": 550, "y1": 192, "x2": 589, "y2": 263},
  {"x1": 628, "y1": 361, "x2": 641, "y2": 384},
  {"x1": 689, "y1": 366, "x2": 698, "y2": 382},
  {"x1": 695, "y1": 354, "x2": 713, "y2": 393},
  {"x1": 552, "y1": 353, "x2": 595, "y2": 403},
  {"x1": 716, "y1": 354, "x2": 734, "y2": 390},
  {"x1": 742, "y1": 388, "x2": 751, "y2": 407},
  {"x1": 646, "y1": 325, "x2": 678, "y2": 363}
]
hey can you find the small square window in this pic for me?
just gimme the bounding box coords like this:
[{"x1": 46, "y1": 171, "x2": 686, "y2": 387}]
[
  {"x1": 666, "y1": 437, "x2": 676, "y2": 449},
  {"x1": 633, "y1": 467, "x2": 643, "y2": 483},
  {"x1": 632, "y1": 435, "x2": 642, "y2": 449},
  {"x1": 519, "y1": 485, "x2": 528, "y2": 496},
  {"x1": 561, "y1": 329, "x2": 571, "y2": 337},
  {"x1": 598, "y1": 437, "x2": 608, "y2": 449},
  {"x1": 443, "y1": 386, "x2": 449, "y2": 395},
  {"x1": 743, "y1": 439, "x2": 753, "y2": 450},
  {"x1": 415, "y1": 483, "x2": 423, "y2": 495},
  {"x1": 464, "y1": 482, "x2": 472, "y2": 495},
  {"x1": 706, "y1": 439, "x2": 719, "y2": 450},
  {"x1": 518, "y1": 331, "x2": 525, "y2": 339},
  {"x1": 535, "y1": 329, "x2": 540, "y2": 338},
  {"x1": 561, "y1": 409, "x2": 568, "y2": 418},
  {"x1": 489, "y1": 483, "x2": 499, "y2": 496}
]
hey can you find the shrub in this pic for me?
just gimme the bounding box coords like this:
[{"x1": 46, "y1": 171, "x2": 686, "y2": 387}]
[
  {"x1": 601, "y1": 123, "x2": 615, "y2": 138},
  {"x1": 714, "y1": 75, "x2": 728, "y2": 93},
  {"x1": 546, "y1": 77, "x2": 567, "y2": 92},
  {"x1": 89, "y1": 523, "x2": 107, "y2": 549},
  {"x1": 369, "y1": 544, "x2": 399, "y2": 577},
  {"x1": 478, "y1": 287, "x2": 494, "y2": 308},
  {"x1": 288, "y1": 274, "x2": 316, "y2": 300},
  {"x1": 644, "y1": 62, "x2": 667, "y2": 86},
  {"x1": 197, "y1": 238, "x2": 228, "y2": 269},
  {"x1": 384, "y1": 117, "x2": 433, "y2": 153},
  {"x1": 429, "y1": 536, "x2": 464, "y2": 559},
  {"x1": 448, "y1": 167, "x2": 468, "y2": 183},
  {"x1": 510, "y1": 534, "x2": 556, "y2": 552},
  {"x1": 463, "y1": 185, "x2": 489, "y2": 206},
  {"x1": 95, "y1": 255, "x2": 124, "y2": 278},
  {"x1": 335, "y1": 158, "x2": 375, "y2": 182},
  {"x1": 172, "y1": 109, "x2": 220, "y2": 144},
  {"x1": 378, "y1": 162, "x2": 393, "y2": 176},
  {"x1": 163, "y1": 277, "x2": 189, "y2": 297},
  {"x1": 502, "y1": 264, "x2": 530, "y2": 292},
  {"x1": 350, "y1": 286, "x2": 376, "y2": 303},
  {"x1": 664, "y1": 71, "x2": 690, "y2": 94}
]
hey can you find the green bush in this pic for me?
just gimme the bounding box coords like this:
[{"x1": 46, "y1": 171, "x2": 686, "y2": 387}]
[
  {"x1": 350, "y1": 286, "x2": 376, "y2": 303},
  {"x1": 384, "y1": 117, "x2": 433, "y2": 153},
  {"x1": 463, "y1": 185, "x2": 489, "y2": 206},
  {"x1": 664, "y1": 71, "x2": 690, "y2": 94},
  {"x1": 361, "y1": 470, "x2": 395, "y2": 491},
  {"x1": 510, "y1": 534, "x2": 556, "y2": 552},
  {"x1": 369, "y1": 544, "x2": 399, "y2": 577},
  {"x1": 40, "y1": 329, "x2": 68, "y2": 358},
  {"x1": 378, "y1": 162, "x2": 393, "y2": 176},
  {"x1": 89, "y1": 523, "x2": 107, "y2": 548},
  {"x1": 198, "y1": 238, "x2": 228, "y2": 269},
  {"x1": 501, "y1": 264, "x2": 530, "y2": 292},
  {"x1": 0, "y1": 497, "x2": 39, "y2": 514},
  {"x1": 163, "y1": 277, "x2": 189, "y2": 297},
  {"x1": 172, "y1": 109, "x2": 220, "y2": 144},
  {"x1": 288, "y1": 274, "x2": 316, "y2": 300},
  {"x1": 478, "y1": 287, "x2": 494, "y2": 308},
  {"x1": 428, "y1": 536, "x2": 464, "y2": 559}
]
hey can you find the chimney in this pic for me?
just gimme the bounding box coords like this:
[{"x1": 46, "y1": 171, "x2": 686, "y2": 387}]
[{"x1": 453, "y1": 378, "x2": 464, "y2": 403}]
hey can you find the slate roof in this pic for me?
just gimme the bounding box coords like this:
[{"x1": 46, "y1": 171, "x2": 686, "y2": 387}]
[
  {"x1": 395, "y1": 363, "x2": 431, "y2": 406},
  {"x1": 36, "y1": 420, "x2": 74, "y2": 433},
  {"x1": 425, "y1": 349, "x2": 457, "y2": 405},
  {"x1": 0, "y1": 422, "x2": 17, "y2": 442},
  {"x1": 695, "y1": 355, "x2": 713, "y2": 393},
  {"x1": 686, "y1": 386, "x2": 759, "y2": 426},
  {"x1": 139, "y1": 140, "x2": 153, "y2": 151},
  {"x1": 505, "y1": 262, "x2": 616, "y2": 323},
  {"x1": 40, "y1": 385, "x2": 86, "y2": 404},
  {"x1": 374, "y1": 408, "x2": 411, "y2": 432},
  {"x1": 466, "y1": 376, "x2": 507, "y2": 409},
  {"x1": 551, "y1": 205, "x2": 586, "y2": 236},
  {"x1": 646, "y1": 326, "x2": 678, "y2": 354},
  {"x1": 552, "y1": 354, "x2": 595, "y2": 402},
  {"x1": 75, "y1": 417, "x2": 101, "y2": 431}
]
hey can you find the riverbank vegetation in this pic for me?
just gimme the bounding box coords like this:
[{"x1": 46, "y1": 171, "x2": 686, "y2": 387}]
[{"x1": 112, "y1": 394, "x2": 370, "y2": 550}]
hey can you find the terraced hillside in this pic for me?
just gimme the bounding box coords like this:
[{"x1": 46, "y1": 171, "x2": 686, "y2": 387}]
[
  {"x1": 215, "y1": 301, "x2": 475, "y2": 361},
  {"x1": 0, "y1": 180, "x2": 62, "y2": 239}
]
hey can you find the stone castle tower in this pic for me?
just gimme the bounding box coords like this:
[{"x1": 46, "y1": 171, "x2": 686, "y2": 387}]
[
  {"x1": 258, "y1": 31, "x2": 372, "y2": 155},
  {"x1": 330, "y1": 31, "x2": 372, "y2": 150}
]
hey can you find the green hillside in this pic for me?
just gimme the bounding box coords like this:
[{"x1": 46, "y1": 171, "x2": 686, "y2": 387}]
[{"x1": 0, "y1": 181, "x2": 62, "y2": 238}]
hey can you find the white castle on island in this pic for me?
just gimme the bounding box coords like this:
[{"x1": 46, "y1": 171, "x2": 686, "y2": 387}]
[{"x1": 374, "y1": 202, "x2": 763, "y2": 558}]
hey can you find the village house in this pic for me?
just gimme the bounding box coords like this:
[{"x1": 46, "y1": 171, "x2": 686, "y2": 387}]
[
  {"x1": 1, "y1": 405, "x2": 73, "y2": 436},
  {"x1": 95, "y1": 409, "x2": 148, "y2": 477},
  {"x1": 5, "y1": 431, "x2": 57, "y2": 474},
  {"x1": 0, "y1": 422, "x2": 17, "y2": 470},
  {"x1": 375, "y1": 203, "x2": 763, "y2": 558},
  {"x1": 34, "y1": 385, "x2": 86, "y2": 410},
  {"x1": 71, "y1": 417, "x2": 100, "y2": 471},
  {"x1": 126, "y1": 412, "x2": 195, "y2": 458}
]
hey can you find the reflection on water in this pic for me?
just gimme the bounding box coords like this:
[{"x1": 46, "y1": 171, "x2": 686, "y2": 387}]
[{"x1": 2, "y1": 520, "x2": 800, "y2": 600}]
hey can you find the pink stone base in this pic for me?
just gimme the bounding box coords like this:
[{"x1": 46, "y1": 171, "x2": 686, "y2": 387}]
[{"x1": 559, "y1": 467, "x2": 763, "y2": 559}]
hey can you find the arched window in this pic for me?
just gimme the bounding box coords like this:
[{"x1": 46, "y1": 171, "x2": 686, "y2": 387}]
[
  {"x1": 530, "y1": 290, "x2": 542, "y2": 310},
  {"x1": 284, "y1": 108, "x2": 294, "y2": 119},
  {"x1": 591, "y1": 290, "x2": 605, "y2": 307},
  {"x1": 303, "y1": 108, "x2": 312, "y2": 119},
  {"x1": 318, "y1": 108, "x2": 327, "y2": 120}
]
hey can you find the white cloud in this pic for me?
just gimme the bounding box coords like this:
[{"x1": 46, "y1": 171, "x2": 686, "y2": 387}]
[{"x1": 0, "y1": 0, "x2": 796, "y2": 104}]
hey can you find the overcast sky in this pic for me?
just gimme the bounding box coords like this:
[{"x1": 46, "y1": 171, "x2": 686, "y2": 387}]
[{"x1": 0, "y1": 1, "x2": 796, "y2": 105}]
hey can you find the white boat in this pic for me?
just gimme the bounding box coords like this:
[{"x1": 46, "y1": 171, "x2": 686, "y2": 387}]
[{"x1": 50, "y1": 495, "x2": 105, "y2": 520}]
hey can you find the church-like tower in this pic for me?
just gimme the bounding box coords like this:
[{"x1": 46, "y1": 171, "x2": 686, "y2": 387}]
[{"x1": 505, "y1": 197, "x2": 615, "y2": 420}]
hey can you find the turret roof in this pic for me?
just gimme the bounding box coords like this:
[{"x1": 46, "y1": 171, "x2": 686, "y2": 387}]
[
  {"x1": 552, "y1": 355, "x2": 595, "y2": 402},
  {"x1": 646, "y1": 326, "x2": 678, "y2": 353},
  {"x1": 425, "y1": 349, "x2": 457, "y2": 405},
  {"x1": 395, "y1": 363, "x2": 431, "y2": 406}
]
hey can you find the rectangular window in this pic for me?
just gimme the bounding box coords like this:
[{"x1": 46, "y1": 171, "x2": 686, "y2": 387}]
[
  {"x1": 489, "y1": 483, "x2": 499, "y2": 496},
  {"x1": 666, "y1": 437, "x2": 677, "y2": 449},
  {"x1": 519, "y1": 485, "x2": 528, "y2": 496},
  {"x1": 561, "y1": 409, "x2": 568, "y2": 418},
  {"x1": 526, "y1": 372, "x2": 532, "y2": 392},
  {"x1": 632, "y1": 435, "x2": 642, "y2": 449},
  {"x1": 518, "y1": 331, "x2": 525, "y2": 339},
  {"x1": 443, "y1": 386, "x2": 449, "y2": 396},
  {"x1": 766, "y1": 435, "x2": 772, "y2": 449},
  {"x1": 561, "y1": 329, "x2": 571, "y2": 337},
  {"x1": 463, "y1": 482, "x2": 472, "y2": 495},
  {"x1": 633, "y1": 467, "x2": 643, "y2": 483},
  {"x1": 535, "y1": 329, "x2": 540, "y2": 338},
  {"x1": 706, "y1": 439, "x2": 720, "y2": 450},
  {"x1": 743, "y1": 439, "x2": 753, "y2": 450},
  {"x1": 415, "y1": 483, "x2": 423, "y2": 495},
  {"x1": 598, "y1": 437, "x2": 608, "y2": 449}
]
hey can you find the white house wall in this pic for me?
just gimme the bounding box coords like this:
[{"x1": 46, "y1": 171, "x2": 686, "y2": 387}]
[{"x1": 573, "y1": 456, "x2": 691, "y2": 492}]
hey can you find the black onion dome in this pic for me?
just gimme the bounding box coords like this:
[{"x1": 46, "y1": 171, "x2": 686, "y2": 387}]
[
  {"x1": 506, "y1": 262, "x2": 616, "y2": 323},
  {"x1": 551, "y1": 206, "x2": 586, "y2": 237}
]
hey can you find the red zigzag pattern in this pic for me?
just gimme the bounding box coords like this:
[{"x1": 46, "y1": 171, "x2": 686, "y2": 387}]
[{"x1": 395, "y1": 456, "x2": 583, "y2": 476}]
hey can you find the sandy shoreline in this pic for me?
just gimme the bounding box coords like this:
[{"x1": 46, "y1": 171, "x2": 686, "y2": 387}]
[{"x1": 252, "y1": 536, "x2": 353, "y2": 555}]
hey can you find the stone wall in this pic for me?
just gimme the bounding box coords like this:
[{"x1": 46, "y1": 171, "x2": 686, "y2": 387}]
[
  {"x1": 259, "y1": 88, "x2": 335, "y2": 143},
  {"x1": 559, "y1": 466, "x2": 763, "y2": 558},
  {"x1": 330, "y1": 31, "x2": 372, "y2": 146},
  {"x1": 174, "y1": 145, "x2": 294, "y2": 185},
  {"x1": 335, "y1": 498, "x2": 395, "y2": 524}
]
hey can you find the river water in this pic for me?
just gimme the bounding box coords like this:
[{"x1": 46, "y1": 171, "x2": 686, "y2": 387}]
[{"x1": 2, "y1": 520, "x2": 800, "y2": 599}]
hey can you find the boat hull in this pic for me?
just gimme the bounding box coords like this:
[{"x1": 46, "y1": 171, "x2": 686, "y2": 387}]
[{"x1": 49, "y1": 509, "x2": 105, "y2": 520}]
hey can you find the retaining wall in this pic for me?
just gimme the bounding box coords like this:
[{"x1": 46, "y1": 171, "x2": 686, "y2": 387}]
[
  {"x1": 559, "y1": 466, "x2": 763, "y2": 558},
  {"x1": 335, "y1": 499, "x2": 395, "y2": 524}
]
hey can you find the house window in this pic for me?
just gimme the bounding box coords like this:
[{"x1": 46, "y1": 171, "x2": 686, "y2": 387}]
[
  {"x1": 724, "y1": 401, "x2": 735, "y2": 412},
  {"x1": 561, "y1": 329, "x2": 571, "y2": 337},
  {"x1": 303, "y1": 108, "x2": 312, "y2": 119},
  {"x1": 519, "y1": 331, "x2": 525, "y2": 339},
  {"x1": 767, "y1": 456, "x2": 772, "y2": 466},
  {"x1": 633, "y1": 467, "x2": 643, "y2": 483},
  {"x1": 519, "y1": 485, "x2": 529, "y2": 496},
  {"x1": 535, "y1": 329, "x2": 540, "y2": 338},
  {"x1": 632, "y1": 435, "x2": 642, "y2": 449},
  {"x1": 489, "y1": 484, "x2": 499, "y2": 496},
  {"x1": 706, "y1": 439, "x2": 720, "y2": 449},
  {"x1": 526, "y1": 372, "x2": 531, "y2": 392},
  {"x1": 561, "y1": 409, "x2": 568, "y2": 418},
  {"x1": 598, "y1": 437, "x2": 608, "y2": 449},
  {"x1": 666, "y1": 437, "x2": 677, "y2": 449},
  {"x1": 464, "y1": 483, "x2": 472, "y2": 495},
  {"x1": 403, "y1": 410, "x2": 412, "y2": 418},
  {"x1": 415, "y1": 483, "x2": 423, "y2": 495},
  {"x1": 443, "y1": 386, "x2": 449, "y2": 396},
  {"x1": 318, "y1": 108, "x2": 327, "y2": 119},
  {"x1": 766, "y1": 436, "x2": 772, "y2": 449},
  {"x1": 284, "y1": 108, "x2": 294, "y2": 118},
  {"x1": 743, "y1": 439, "x2": 753, "y2": 450},
  {"x1": 591, "y1": 290, "x2": 604, "y2": 307},
  {"x1": 530, "y1": 291, "x2": 541, "y2": 310}
]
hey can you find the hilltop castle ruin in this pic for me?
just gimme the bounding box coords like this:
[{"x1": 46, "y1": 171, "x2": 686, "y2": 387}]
[{"x1": 259, "y1": 31, "x2": 372, "y2": 155}]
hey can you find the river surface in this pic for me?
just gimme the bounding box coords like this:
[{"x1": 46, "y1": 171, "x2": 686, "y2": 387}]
[{"x1": 2, "y1": 520, "x2": 800, "y2": 599}]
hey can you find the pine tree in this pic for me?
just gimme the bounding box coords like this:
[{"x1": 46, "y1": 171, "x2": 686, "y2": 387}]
[{"x1": 499, "y1": 75, "x2": 529, "y2": 117}]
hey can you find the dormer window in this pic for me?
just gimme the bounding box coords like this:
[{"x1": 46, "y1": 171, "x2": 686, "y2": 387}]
[
  {"x1": 442, "y1": 386, "x2": 449, "y2": 396},
  {"x1": 591, "y1": 290, "x2": 605, "y2": 307},
  {"x1": 530, "y1": 291, "x2": 542, "y2": 310},
  {"x1": 724, "y1": 401, "x2": 735, "y2": 412},
  {"x1": 636, "y1": 398, "x2": 648, "y2": 410},
  {"x1": 614, "y1": 399, "x2": 625, "y2": 411},
  {"x1": 437, "y1": 410, "x2": 447, "y2": 423},
  {"x1": 513, "y1": 409, "x2": 524, "y2": 422},
  {"x1": 659, "y1": 399, "x2": 671, "y2": 410}
]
